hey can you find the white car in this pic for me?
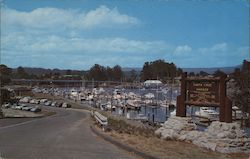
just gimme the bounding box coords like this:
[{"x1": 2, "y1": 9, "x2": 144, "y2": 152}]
[
  {"x1": 30, "y1": 107, "x2": 41, "y2": 112},
  {"x1": 2, "y1": 103, "x2": 10, "y2": 108},
  {"x1": 51, "y1": 101, "x2": 57, "y2": 107},
  {"x1": 29, "y1": 99, "x2": 40, "y2": 104},
  {"x1": 39, "y1": 99, "x2": 48, "y2": 103},
  {"x1": 19, "y1": 97, "x2": 31, "y2": 103},
  {"x1": 14, "y1": 105, "x2": 24, "y2": 110},
  {"x1": 62, "y1": 103, "x2": 71, "y2": 108},
  {"x1": 44, "y1": 101, "x2": 52, "y2": 106}
]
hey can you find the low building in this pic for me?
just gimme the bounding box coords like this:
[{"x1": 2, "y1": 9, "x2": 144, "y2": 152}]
[
  {"x1": 144, "y1": 80, "x2": 162, "y2": 88},
  {"x1": 13, "y1": 87, "x2": 33, "y2": 96}
]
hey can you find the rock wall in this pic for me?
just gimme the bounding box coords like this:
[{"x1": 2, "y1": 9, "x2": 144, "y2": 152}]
[
  {"x1": 155, "y1": 117, "x2": 250, "y2": 154},
  {"x1": 155, "y1": 116, "x2": 197, "y2": 139}
]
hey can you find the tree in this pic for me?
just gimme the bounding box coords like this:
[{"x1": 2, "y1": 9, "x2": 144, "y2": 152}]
[
  {"x1": 66, "y1": 70, "x2": 72, "y2": 75},
  {"x1": 86, "y1": 64, "x2": 124, "y2": 82},
  {"x1": 88, "y1": 64, "x2": 107, "y2": 81},
  {"x1": 113, "y1": 65, "x2": 123, "y2": 81},
  {"x1": 128, "y1": 69, "x2": 137, "y2": 82},
  {"x1": 52, "y1": 72, "x2": 61, "y2": 80},
  {"x1": 0, "y1": 64, "x2": 12, "y2": 86},
  {"x1": 141, "y1": 62, "x2": 152, "y2": 81},
  {"x1": 16, "y1": 67, "x2": 29, "y2": 79},
  {"x1": 29, "y1": 74, "x2": 38, "y2": 79},
  {"x1": 41, "y1": 72, "x2": 52, "y2": 79},
  {"x1": 177, "y1": 68, "x2": 183, "y2": 76},
  {"x1": 213, "y1": 69, "x2": 226, "y2": 77},
  {"x1": 189, "y1": 72, "x2": 195, "y2": 76},
  {"x1": 106, "y1": 67, "x2": 113, "y2": 81},
  {"x1": 199, "y1": 71, "x2": 209, "y2": 77},
  {"x1": 233, "y1": 68, "x2": 241, "y2": 77},
  {"x1": 233, "y1": 60, "x2": 250, "y2": 115},
  {"x1": 140, "y1": 59, "x2": 178, "y2": 82}
]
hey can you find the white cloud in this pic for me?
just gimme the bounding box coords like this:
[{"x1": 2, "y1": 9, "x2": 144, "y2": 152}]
[
  {"x1": 1, "y1": 32, "x2": 168, "y2": 69},
  {"x1": 199, "y1": 42, "x2": 228, "y2": 53},
  {"x1": 1, "y1": 33, "x2": 167, "y2": 55},
  {"x1": 83, "y1": 5, "x2": 139, "y2": 28},
  {"x1": 1, "y1": 5, "x2": 140, "y2": 30},
  {"x1": 174, "y1": 45, "x2": 192, "y2": 55},
  {"x1": 210, "y1": 42, "x2": 228, "y2": 51}
]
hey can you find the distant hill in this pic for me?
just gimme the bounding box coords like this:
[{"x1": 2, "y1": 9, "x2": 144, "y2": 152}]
[
  {"x1": 181, "y1": 65, "x2": 241, "y2": 74},
  {"x1": 122, "y1": 65, "x2": 241, "y2": 75},
  {"x1": 12, "y1": 67, "x2": 86, "y2": 76}
]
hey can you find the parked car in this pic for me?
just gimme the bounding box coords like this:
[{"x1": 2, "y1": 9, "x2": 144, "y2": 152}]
[
  {"x1": 44, "y1": 101, "x2": 52, "y2": 106},
  {"x1": 51, "y1": 101, "x2": 57, "y2": 107},
  {"x1": 2, "y1": 102, "x2": 10, "y2": 108},
  {"x1": 39, "y1": 99, "x2": 48, "y2": 103},
  {"x1": 56, "y1": 102, "x2": 63, "y2": 107},
  {"x1": 14, "y1": 105, "x2": 24, "y2": 110},
  {"x1": 30, "y1": 107, "x2": 41, "y2": 112},
  {"x1": 10, "y1": 103, "x2": 18, "y2": 109},
  {"x1": 62, "y1": 102, "x2": 71, "y2": 108},
  {"x1": 19, "y1": 97, "x2": 31, "y2": 103},
  {"x1": 29, "y1": 99, "x2": 40, "y2": 104},
  {"x1": 22, "y1": 106, "x2": 33, "y2": 111}
]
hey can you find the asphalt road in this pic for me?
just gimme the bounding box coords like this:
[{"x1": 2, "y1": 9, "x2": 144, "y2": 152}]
[{"x1": 0, "y1": 107, "x2": 135, "y2": 159}]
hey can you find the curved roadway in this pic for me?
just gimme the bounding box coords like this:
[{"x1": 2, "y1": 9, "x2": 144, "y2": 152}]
[{"x1": 0, "y1": 107, "x2": 134, "y2": 159}]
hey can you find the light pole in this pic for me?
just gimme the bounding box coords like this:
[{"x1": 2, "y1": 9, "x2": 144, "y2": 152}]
[{"x1": 50, "y1": 81, "x2": 54, "y2": 102}]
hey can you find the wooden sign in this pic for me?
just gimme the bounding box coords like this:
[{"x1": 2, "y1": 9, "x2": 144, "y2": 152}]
[
  {"x1": 186, "y1": 81, "x2": 219, "y2": 106},
  {"x1": 176, "y1": 73, "x2": 232, "y2": 123}
]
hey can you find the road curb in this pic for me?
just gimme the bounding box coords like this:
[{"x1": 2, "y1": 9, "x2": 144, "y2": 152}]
[{"x1": 90, "y1": 125, "x2": 158, "y2": 159}]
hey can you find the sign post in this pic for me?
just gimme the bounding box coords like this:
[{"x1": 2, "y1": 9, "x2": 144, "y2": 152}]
[
  {"x1": 219, "y1": 74, "x2": 226, "y2": 122},
  {"x1": 176, "y1": 73, "x2": 187, "y2": 117}
]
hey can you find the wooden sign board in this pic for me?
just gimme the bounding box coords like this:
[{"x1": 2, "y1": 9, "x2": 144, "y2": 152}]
[
  {"x1": 176, "y1": 73, "x2": 232, "y2": 123},
  {"x1": 186, "y1": 81, "x2": 219, "y2": 106}
]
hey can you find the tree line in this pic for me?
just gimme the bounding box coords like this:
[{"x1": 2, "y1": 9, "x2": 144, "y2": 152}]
[
  {"x1": 0, "y1": 59, "x2": 243, "y2": 85},
  {"x1": 231, "y1": 60, "x2": 250, "y2": 116}
]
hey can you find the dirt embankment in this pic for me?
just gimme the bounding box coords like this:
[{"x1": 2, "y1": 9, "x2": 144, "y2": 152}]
[{"x1": 93, "y1": 118, "x2": 249, "y2": 159}]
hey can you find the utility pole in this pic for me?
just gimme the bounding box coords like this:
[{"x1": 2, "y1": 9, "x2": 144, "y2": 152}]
[
  {"x1": 50, "y1": 81, "x2": 54, "y2": 102},
  {"x1": 170, "y1": 78, "x2": 173, "y2": 104}
]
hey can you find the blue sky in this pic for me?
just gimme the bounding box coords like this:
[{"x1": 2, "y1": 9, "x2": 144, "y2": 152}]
[{"x1": 1, "y1": 0, "x2": 249, "y2": 70}]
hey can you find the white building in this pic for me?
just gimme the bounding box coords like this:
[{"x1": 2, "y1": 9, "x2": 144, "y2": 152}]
[{"x1": 144, "y1": 80, "x2": 162, "y2": 88}]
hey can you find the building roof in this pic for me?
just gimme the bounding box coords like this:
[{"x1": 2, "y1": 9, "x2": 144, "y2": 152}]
[{"x1": 144, "y1": 80, "x2": 162, "y2": 84}]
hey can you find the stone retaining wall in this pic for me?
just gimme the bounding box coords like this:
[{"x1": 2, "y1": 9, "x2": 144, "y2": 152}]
[{"x1": 155, "y1": 116, "x2": 250, "y2": 154}]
